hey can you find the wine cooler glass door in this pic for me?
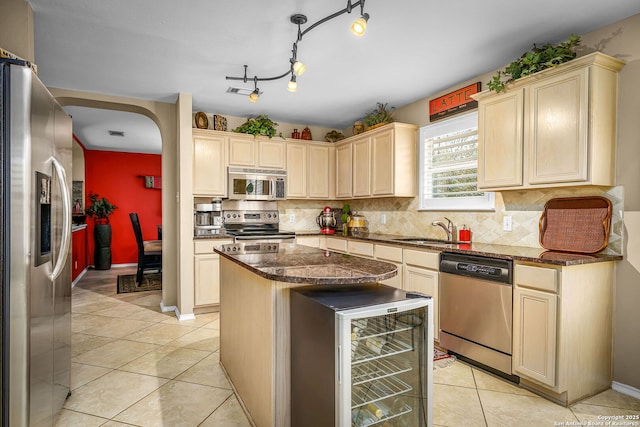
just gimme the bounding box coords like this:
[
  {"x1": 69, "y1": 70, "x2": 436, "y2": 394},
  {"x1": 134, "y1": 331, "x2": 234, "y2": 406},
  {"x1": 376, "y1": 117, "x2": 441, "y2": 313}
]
[{"x1": 337, "y1": 299, "x2": 434, "y2": 427}]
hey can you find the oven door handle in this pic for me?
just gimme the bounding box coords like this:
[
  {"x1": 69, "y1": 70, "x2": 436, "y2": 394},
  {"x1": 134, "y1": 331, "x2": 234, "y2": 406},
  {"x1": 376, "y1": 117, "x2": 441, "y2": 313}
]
[{"x1": 234, "y1": 235, "x2": 296, "y2": 241}]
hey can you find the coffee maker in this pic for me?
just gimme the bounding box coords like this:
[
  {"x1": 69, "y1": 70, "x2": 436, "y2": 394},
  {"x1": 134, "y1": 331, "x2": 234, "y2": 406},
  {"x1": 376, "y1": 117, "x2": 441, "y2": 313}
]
[
  {"x1": 316, "y1": 206, "x2": 337, "y2": 234},
  {"x1": 194, "y1": 199, "x2": 223, "y2": 236}
]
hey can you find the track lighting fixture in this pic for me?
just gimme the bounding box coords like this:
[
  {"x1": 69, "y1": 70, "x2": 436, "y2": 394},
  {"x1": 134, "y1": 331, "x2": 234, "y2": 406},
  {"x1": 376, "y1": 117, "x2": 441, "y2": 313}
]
[
  {"x1": 226, "y1": 0, "x2": 369, "y2": 101},
  {"x1": 249, "y1": 76, "x2": 260, "y2": 102}
]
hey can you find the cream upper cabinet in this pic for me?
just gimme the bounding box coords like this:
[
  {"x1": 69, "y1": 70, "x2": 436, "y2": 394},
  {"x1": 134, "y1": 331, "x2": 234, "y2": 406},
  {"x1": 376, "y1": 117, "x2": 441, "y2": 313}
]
[
  {"x1": 477, "y1": 88, "x2": 524, "y2": 188},
  {"x1": 513, "y1": 261, "x2": 615, "y2": 405},
  {"x1": 474, "y1": 52, "x2": 624, "y2": 191},
  {"x1": 336, "y1": 123, "x2": 417, "y2": 199},
  {"x1": 308, "y1": 144, "x2": 335, "y2": 199},
  {"x1": 286, "y1": 142, "x2": 307, "y2": 198},
  {"x1": 228, "y1": 134, "x2": 255, "y2": 167},
  {"x1": 352, "y1": 136, "x2": 371, "y2": 197},
  {"x1": 335, "y1": 141, "x2": 353, "y2": 198},
  {"x1": 286, "y1": 140, "x2": 335, "y2": 199},
  {"x1": 193, "y1": 130, "x2": 227, "y2": 197},
  {"x1": 371, "y1": 124, "x2": 417, "y2": 197},
  {"x1": 258, "y1": 139, "x2": 286, "y2": 169},
  {"x1": 229, "y1": 135, "x2": 286, "y2": 169}
]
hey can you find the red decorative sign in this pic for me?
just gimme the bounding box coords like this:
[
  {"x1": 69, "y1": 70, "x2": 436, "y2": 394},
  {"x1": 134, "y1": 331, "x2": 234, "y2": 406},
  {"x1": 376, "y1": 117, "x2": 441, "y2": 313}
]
[{"x1": 429, "y1": 82, "x2": 481, "y2": 122}]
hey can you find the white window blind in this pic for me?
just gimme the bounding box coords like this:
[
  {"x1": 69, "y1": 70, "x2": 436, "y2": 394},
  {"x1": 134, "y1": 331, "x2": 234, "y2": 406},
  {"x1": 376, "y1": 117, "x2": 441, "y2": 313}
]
[{"x1": 419, "y1": 112, "x2": 494, "y2": 211}]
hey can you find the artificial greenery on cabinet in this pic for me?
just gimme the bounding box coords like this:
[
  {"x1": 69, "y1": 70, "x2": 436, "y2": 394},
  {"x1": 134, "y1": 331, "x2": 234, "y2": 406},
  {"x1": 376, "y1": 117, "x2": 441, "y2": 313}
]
[
  {"x1": 232, "y1": 115, "x2": 279, "y2": 138},
  {"x1": 488, "y1": 35, "x2": 581, "y2": 93}
]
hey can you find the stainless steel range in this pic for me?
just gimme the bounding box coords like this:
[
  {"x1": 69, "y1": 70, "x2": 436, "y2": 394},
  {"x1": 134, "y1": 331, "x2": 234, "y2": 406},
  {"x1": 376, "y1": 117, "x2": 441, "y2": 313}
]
[{"x1": 221, "y1": 200, "x2": 296, "y2": 243}]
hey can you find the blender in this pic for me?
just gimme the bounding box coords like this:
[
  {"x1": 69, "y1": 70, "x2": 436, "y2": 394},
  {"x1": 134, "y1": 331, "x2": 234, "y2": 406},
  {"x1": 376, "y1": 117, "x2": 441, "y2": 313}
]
[{"x1": 316, "y1": 206, "x2": 337, "y2": 234}]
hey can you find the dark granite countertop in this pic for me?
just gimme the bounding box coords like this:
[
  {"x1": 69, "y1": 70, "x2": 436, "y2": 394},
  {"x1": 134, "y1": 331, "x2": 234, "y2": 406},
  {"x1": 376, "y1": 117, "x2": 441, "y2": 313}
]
[
  {"x1": 294, "y1": 231, "x2": 622, "y2": 266},
  {"x1": 215, "y1": 243, "x2": 397, "y2": 285}
]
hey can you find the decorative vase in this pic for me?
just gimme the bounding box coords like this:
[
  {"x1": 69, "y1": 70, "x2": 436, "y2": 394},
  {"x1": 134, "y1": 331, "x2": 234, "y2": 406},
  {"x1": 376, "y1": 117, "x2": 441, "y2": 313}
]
[
  {"x1": 94, "y1": 223, "x2": 112, "y2": 270},
  {"x1": 353, "y1": 121, "x2": 365, "y2": 135},
  {"x1": 301, "y1": 126, "x2": 312, "y2": 140}
]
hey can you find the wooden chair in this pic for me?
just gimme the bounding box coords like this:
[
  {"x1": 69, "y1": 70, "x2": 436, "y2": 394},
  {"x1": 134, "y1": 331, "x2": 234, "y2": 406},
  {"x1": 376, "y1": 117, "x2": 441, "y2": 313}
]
[{"x1": 129, "y1": 212, "x2": 162, "y2": 284}]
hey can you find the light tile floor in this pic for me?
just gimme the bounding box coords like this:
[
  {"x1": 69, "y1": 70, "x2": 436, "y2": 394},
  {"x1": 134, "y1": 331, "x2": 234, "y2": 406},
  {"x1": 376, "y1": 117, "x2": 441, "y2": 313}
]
[{"x1": 56, "y1": 267, "x2": 640, "y2": 426}]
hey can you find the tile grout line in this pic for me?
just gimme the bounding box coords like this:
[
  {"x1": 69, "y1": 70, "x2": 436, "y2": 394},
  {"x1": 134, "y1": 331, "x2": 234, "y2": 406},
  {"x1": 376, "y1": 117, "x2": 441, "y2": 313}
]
[{"x1": 470, "y1": 367, "x2": 490, "y2": 427}]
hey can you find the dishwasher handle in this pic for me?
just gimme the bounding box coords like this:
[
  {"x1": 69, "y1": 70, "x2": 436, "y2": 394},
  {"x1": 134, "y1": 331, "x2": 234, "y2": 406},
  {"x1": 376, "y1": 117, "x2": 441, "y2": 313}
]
[{"x1": 440, "y1": 254, "x2": 512, "y2": 284}]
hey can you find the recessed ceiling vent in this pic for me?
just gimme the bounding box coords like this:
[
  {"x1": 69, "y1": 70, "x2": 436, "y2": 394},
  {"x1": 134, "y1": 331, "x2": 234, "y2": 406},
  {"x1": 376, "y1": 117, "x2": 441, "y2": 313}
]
[
  {"x1": 226, "y1": 87, "x2": 259, "y2": 96},
  {"x1": 108, "y1": 130, "x2": 125, "y2": 137}
]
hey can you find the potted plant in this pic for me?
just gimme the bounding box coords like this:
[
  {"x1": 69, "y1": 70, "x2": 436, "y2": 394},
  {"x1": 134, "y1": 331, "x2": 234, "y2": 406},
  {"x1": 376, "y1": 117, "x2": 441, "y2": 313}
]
[
  {"x1": 487, "y1": 35, "x2": 581, "y2": 93},
  {"x1": 363, "y1": 102, "x2": 395, "y2": 130},
  {"x1": 85, "y1": 192, "x2": 117, "y2": 270},
  {"x1": 232, "y1": 114, "x2": 279, "y2": 138}
]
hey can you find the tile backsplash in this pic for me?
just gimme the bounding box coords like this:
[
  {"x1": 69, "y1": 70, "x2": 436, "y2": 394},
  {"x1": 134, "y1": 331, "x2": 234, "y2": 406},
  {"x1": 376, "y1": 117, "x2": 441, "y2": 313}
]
[{"x1": 278, "y1": 185, "x2": 623, "y2": 255}]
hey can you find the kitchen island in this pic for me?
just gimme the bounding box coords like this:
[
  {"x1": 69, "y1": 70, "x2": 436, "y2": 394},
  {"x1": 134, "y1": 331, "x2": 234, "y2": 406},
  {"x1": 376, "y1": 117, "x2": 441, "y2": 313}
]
[{"x1": 215, "y1": 242, "x2": 397, "y2": 427}]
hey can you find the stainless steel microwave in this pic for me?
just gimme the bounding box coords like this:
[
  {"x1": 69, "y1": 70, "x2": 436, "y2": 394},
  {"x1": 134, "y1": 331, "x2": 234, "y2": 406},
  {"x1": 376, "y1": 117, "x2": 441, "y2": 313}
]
[{"x1": 227, "y1": 167, "x2": 287, "y2": 200}]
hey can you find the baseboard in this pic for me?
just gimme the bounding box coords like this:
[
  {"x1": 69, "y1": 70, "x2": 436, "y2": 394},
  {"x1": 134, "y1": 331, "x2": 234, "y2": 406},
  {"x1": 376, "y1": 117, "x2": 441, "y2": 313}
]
[
  {"x1": 612, "y1": 381, "x2": 640, "y2": 399},
  {"x1": 71, "y1": 268, "x2": 88, "y2": 287},
  {"x1": 174, "y1": 307, "x2": 196, "y2": 321},
  {"x1": 159, "y1": 300, "x2": 177, "y2": 313},
  {"x1": 110, "y1": 263, "x2": 138, "y2": 268}
]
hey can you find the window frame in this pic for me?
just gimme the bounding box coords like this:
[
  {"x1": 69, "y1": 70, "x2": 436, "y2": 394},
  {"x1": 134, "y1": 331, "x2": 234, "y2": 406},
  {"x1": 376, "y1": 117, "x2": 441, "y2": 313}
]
[{"x1": 418, "y1": 111, "x2": 495, "y2": 211}]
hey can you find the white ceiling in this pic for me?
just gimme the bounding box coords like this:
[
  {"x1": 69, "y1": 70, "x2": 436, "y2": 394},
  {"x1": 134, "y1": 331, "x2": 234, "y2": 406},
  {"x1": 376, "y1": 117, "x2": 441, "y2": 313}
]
[{"x1": 28, "y1": 0, "x2": 640, "y2": 152}]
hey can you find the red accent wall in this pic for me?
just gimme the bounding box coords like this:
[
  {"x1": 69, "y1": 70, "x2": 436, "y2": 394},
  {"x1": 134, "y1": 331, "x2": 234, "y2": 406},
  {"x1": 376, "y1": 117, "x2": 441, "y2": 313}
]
[{"x1": 83, "y1": 149, "x2": 162, "y2": 265}]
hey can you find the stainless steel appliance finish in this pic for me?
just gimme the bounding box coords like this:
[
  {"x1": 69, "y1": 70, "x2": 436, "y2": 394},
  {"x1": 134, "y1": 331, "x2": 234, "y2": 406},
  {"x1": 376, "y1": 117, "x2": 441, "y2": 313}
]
[
  {"x1": 222, "y1": 200, "x2": 295, "y2": 243},
  {"x1": 439, "y1": 253, "x2": 514, "y2": 376},
  {"x1": 194, "y1": 200, "x2": 223, "y2": 236},
  {"x1": 217, "y1": 242, "x2": 281, "y2": 255},
  {"x1": 291, "y1": 284, "x2": 434, "y2": 427},
  {"x1": 1, "y1": 60, "x2": 73, "y2": 426},
  {"x1": 227, "y1": 166, "x2": 286, "y2": 201}
]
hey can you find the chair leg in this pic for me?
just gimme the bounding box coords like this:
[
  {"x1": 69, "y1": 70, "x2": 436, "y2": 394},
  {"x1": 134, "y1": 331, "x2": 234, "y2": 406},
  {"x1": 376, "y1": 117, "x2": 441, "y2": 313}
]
[{"x1": 137, "y1": 264, "x2": 143, "y2": 284}]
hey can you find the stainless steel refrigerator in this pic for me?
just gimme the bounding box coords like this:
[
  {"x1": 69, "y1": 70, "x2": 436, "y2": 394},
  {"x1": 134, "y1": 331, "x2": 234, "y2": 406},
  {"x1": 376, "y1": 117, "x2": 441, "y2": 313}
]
[
  {"x1": 1, "y1": 59, "x2": 73, "y2": 426},
  {"x1": 291, "y1": 283, "x2": 434, "y2": 427}
]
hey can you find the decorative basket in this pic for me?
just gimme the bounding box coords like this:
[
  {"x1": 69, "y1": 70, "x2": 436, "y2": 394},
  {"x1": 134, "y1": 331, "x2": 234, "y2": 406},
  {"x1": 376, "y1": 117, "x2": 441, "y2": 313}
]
[{"x1": 539, "y1": 196, "x2": 612, "y2": 253}]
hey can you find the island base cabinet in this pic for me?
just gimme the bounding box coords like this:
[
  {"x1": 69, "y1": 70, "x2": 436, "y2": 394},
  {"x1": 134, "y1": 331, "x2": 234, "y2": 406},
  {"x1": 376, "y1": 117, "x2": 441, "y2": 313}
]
[{"x1": 513, "y1": 262, "x2": 614, "y2": 406}]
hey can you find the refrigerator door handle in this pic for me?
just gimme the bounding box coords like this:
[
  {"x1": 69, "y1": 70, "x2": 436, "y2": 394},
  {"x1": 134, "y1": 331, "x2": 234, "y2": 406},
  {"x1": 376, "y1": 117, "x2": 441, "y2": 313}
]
[
  {"x1": 49, "y1": 155, "x2": 71, "y2": 281},
  {"x1": 337, "y1": 344, "x2": 341, "y2": 384}
]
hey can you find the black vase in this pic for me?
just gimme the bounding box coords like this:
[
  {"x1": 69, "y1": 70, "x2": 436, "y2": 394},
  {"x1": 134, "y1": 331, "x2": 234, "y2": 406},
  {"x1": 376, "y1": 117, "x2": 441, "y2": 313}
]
[{"x1": 94, "y1": 223, "x2": 112, "y2": 270}]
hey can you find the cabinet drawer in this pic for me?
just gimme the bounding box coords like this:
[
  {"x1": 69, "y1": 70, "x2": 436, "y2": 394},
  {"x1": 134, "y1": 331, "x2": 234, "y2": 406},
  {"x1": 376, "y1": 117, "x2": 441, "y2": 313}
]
[
  {"x1": 374, "y1": 244, "x2": 403, "y2": 263},
  {"x1": 515, "y1": 264, "x2": 558, "y2": 293},
  {"x1": 326, "y1": 237, "x2": 348, "y2": 253},
  {"x1": 296, "y1": 236, "x2": 320, "y2": 248},
  {"x1": 194, "y1": 239, "x2": 233, "y2": 254},
  {"x1": 348, "y1": 241, "x2": 374, "y2": 257},
  {"x1": 404, "y1": 249, "x2": 439, "y2": 270}
]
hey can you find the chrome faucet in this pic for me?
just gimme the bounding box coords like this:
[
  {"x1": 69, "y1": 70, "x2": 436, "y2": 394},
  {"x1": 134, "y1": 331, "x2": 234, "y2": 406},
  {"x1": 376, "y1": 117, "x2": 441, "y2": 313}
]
[{"x1": 431, "y1": 217, "x2": 455, "y2": 241}]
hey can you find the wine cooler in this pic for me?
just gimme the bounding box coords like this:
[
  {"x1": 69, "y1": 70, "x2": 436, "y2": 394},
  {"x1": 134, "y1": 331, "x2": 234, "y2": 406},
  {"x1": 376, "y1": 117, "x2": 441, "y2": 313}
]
[{"x1": 290, "y1": 283, "x2": 433, "y2": 427}]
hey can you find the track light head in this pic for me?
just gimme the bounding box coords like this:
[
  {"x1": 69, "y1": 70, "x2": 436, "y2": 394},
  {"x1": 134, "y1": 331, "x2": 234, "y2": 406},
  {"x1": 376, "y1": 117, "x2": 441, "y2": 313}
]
[
  {"x1": 293, "y1": 61, "x2": 306, "y2": 76},
  {"x1": 248, "y1": 89, "x2": 260, "y2": 102},
  {"x1": 351, "y1": 12, "x2": 369, "y2": 37},
  {"x1": 287, "y1": 75, "x2": 298, "y2": 92}
]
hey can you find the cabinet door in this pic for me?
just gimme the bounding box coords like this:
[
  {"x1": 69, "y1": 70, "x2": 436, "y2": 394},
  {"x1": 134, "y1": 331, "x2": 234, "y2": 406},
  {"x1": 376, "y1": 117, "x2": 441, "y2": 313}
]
[
  {"x1": 194, "y1": 254, "x2": 221, "y2": 306},
  {"x1": 258, "y1": 139, "x2": 286, "y2": 169},
  {"x1": 513, "y1": 286, "x2": 557, "y2": 387},
  {"x1": 335, "y1": 142, "x2": 352, "y2": 198},
  {"x1": 371, "y1": 129, "x2": 394, "y2": 196},
  {"x1": 228, "y1": 135, "x2": 255, "y2": 166},
  {"x1": 308, "y1": 144, "x2": 332, "y2": 199},
  {"x1": 477, "y1": 88, "x2": 524, "y2": 189},
  {"x1": 403, "y1": 265, "x2": 439, "y2": 340},
  {"x1": 193, "y1": 134, "x2": 227, "y2": 196},
  {"x1": 380, "y1": 262, "x2": 403, "y2": 289},
  {"x1": 296, "y1": 236, "x2": 320, "y2": 248},
  {"x1": 528, "y1": 68, "x2": 588, "y2": 185},
  {"x1": 71, "y1": 231, "x2": 80, "y2": 280},
  {"x1": 286, "y1": 142, "x2": 308, "y2": 198},
  {"x1": 352, "y1": 137, "x2": 371, "y2": 197}
]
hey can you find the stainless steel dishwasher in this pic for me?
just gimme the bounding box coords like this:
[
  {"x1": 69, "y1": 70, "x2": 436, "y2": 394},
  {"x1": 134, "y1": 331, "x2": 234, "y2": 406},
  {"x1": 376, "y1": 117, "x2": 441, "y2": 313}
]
[{"x1": 439, "y1": 253, "x2": 516, "y2": 378}]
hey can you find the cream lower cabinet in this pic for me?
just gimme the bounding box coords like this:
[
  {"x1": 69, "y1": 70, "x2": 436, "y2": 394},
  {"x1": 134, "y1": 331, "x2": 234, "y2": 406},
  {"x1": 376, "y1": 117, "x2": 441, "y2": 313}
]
[
  {"x1": 325, "y1": 236, "x2": 348, "y2": 253},
  {"x1": 295, "y1": 236, "x2": 320, "y2": 248},
  {"x1": 403, "y1": 249, "x2": 440, "y2": 341},
  {"x1": 474, "y1": 52, "x2": 624, "y2": 191},
  {"x1": 374, "y1": 244, "x2": 403, "y2": 289},
  {"x1": 194, "y1": 239, "x2": 232, "y2": 306},
  {"x1": 513, "y1": 261, "x2": 614, "y2": 405},
  {"x1": 193, "y1": 130, "x2": 227, "y2": 197}
]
